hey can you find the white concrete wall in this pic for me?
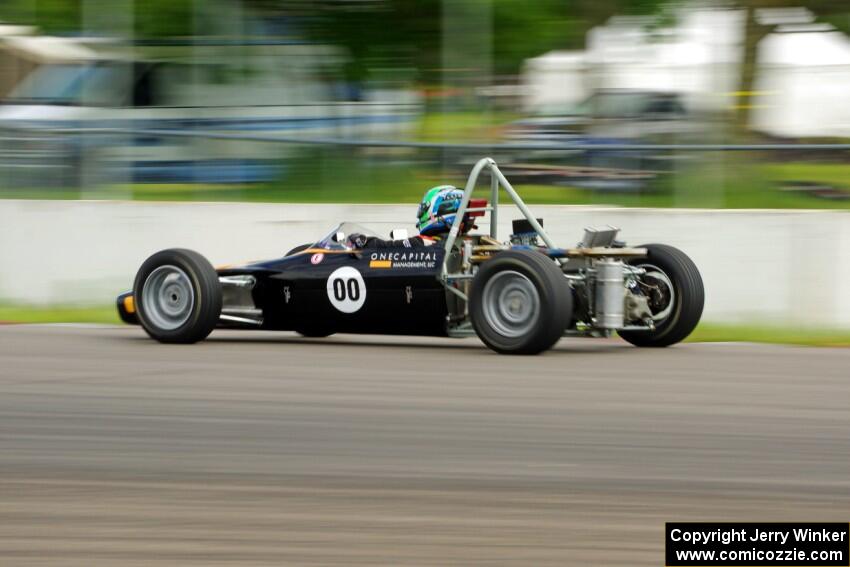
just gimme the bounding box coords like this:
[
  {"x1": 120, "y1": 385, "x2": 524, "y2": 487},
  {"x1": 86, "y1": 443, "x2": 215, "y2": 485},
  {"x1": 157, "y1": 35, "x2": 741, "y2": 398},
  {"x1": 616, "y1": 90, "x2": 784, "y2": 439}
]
[{"x1": 1, "y1": 200, "x2": 848, "y2": 328}]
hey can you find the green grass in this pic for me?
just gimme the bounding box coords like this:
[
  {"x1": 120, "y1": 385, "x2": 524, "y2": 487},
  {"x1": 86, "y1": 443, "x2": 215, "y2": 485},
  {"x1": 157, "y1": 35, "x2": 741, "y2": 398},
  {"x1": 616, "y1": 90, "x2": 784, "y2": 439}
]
[
  {"x1": 0, "y1": 304, "x2": 119, "y2": 325},
  {"x1": 696, "y1": 159, "x2": 850, "y2": 210},
  {"x1": 686, "y1": 324, "x2": 850, "y2": 347},
  {"x1": 2, "y1": 137, "x2": 849, "y2": 209},
  {"x1": 72, "y1": 158, "x2": 850, "y2": 209},
  {"x1": 2, "y1": 305, "x2": 848, "y2": 347},
  {"x1": 764, "y1": 162, "x2": 850, "y2": 186},
  {"x1": 416, "y1": 111, "x2": 520, "y2": 143}
]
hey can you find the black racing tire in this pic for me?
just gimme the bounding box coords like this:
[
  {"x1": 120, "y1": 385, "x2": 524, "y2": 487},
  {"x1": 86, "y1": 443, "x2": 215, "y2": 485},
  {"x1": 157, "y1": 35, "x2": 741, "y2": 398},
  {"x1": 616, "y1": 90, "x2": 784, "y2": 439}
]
[
  {"x1": 618, "y1": 244, "x2": 704, "y2": 348},
  {"x1": 285, "y1": 243, "x2": 311, "y2": 257},
  {"x1": 133, "y1": 248, "x2": 222, "y2": 344},
  {"x1": 470, "y1": 250, "x2": 572, "y2": 355}
]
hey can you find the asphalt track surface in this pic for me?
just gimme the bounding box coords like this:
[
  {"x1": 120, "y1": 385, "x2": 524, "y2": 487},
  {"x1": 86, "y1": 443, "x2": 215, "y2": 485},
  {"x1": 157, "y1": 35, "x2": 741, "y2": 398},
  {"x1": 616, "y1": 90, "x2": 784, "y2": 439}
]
[{"x1": 1, "y1": 325, "x2": 848, "y2": 566}]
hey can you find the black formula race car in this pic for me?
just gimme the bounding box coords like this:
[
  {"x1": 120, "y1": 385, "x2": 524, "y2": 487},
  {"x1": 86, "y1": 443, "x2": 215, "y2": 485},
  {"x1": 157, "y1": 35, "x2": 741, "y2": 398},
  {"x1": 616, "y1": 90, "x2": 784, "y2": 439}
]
[{"x1": 118, "y1": 158, "x2": 704, "y2": 354}]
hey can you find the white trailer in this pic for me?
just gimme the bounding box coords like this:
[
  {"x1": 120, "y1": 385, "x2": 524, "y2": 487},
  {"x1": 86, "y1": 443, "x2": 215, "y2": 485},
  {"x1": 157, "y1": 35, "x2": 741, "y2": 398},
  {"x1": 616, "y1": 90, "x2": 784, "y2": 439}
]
[
  {"x1": 0, "y1": 39, "x2": 420, "y2": 184},
  {"x1": 521, "y1": 9, "x2": 850, "y2": 138}
]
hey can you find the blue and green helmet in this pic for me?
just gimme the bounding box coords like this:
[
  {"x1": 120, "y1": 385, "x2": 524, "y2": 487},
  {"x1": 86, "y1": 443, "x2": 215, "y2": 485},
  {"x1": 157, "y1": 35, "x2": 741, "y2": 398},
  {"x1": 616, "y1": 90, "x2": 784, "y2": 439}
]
[{"x1": 416, "y1": 185, "x2": 466, "y2": 236}]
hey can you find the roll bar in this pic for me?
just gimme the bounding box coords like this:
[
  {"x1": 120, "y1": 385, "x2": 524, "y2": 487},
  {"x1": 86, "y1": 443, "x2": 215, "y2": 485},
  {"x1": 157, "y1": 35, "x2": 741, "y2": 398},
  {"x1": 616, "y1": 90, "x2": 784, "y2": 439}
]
[{"x1": 440, "y1": 157, "x2": 558, "y2": 281}]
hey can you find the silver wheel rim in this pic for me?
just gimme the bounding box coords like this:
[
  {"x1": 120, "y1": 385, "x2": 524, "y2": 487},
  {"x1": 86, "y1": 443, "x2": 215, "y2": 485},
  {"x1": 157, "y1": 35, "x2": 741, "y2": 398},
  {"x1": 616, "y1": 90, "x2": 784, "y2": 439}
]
[
  {"x1": 141, "y1": 265, "x2": 195, "y2": 331},
  {"x1": 637, "y1": 263, "x2": 675, "y2": 322},
  {"x1": 482, "y1": 270, "x2": 540, "y2": 338}
]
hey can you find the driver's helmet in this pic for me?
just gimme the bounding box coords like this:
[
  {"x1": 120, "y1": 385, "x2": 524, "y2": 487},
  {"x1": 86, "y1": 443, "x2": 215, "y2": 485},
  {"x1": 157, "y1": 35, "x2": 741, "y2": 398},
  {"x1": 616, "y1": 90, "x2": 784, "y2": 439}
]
[{"x1": 416, "y1": 185, "x2": 466, "y2": 236}]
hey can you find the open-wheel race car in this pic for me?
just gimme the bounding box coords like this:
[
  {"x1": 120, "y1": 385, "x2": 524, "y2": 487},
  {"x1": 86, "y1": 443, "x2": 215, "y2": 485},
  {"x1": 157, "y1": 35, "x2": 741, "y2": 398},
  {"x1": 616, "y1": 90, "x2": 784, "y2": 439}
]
[{"x1": 117, "y1": 158, "x2": 704, "y2": 354}]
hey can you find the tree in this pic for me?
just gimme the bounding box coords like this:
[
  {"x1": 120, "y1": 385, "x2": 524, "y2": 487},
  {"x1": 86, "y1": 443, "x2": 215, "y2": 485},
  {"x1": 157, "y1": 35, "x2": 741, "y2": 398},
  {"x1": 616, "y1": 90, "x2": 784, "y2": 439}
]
[
  {"x1": 273, "y1": 0, "x2": 671, "y2": 81},
  {"x1": 733, "y1": 0, "x2": 850, "y2": 131},
  {"x1": 0, "y1": 0, "x2": 195, "y2": 37}
]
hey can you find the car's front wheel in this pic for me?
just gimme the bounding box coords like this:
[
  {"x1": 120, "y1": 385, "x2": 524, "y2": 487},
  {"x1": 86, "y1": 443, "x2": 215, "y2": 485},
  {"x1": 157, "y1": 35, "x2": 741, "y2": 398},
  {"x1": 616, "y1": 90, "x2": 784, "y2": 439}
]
[
  {"x1": 133, "y1": 249, "x2": 222, "y2": 344},
  {"x1": 470, "y1": 250, "x2": 572, "y2": 354}
]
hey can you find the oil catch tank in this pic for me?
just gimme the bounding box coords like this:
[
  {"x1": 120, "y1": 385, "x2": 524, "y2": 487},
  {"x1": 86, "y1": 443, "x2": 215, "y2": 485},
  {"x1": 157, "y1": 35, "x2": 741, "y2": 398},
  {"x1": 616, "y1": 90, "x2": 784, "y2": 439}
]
[{"x1": 595, "y1": 259, "x2": 625, "y2": 329}]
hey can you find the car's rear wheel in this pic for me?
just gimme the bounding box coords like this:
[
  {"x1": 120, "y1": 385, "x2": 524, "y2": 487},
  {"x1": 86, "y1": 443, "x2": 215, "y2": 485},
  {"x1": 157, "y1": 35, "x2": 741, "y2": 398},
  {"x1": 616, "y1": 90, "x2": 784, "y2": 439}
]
[
  {"x1": 470, "y1": 250, "x2": 572, "y2": 354},
  {"x1": 618, "y1": 244, "x2": 703, "y2": 347},
  {"x1": 134, "y1": 249, "x2": 222, "y2": 344}
]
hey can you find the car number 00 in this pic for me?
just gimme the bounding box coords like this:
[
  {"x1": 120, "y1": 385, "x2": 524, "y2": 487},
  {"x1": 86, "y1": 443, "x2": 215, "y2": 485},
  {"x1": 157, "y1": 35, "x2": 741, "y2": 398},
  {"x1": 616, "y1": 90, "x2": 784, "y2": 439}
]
[
  {"x1": 326, "y1": 266, "x2": 366, "y2": 313},
  {"x1": 332, "y1": 277, "x2": 360, "y2": 302}
]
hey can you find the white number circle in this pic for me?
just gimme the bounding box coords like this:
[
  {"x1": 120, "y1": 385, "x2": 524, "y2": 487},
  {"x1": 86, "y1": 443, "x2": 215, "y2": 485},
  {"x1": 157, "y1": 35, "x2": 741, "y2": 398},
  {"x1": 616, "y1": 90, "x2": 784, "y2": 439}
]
[{"x1": 326, "y1": 266, "x2": 366, "y2": 313}]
